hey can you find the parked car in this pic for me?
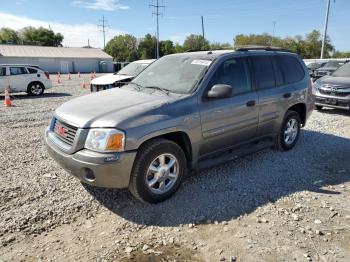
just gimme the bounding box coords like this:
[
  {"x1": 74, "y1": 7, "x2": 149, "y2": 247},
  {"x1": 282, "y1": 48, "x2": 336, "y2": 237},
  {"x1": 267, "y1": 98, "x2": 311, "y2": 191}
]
[
  {"x1": 90, "y1": 59, "x2": 155, "y2": 92},
  {"x1": 314, "y1": 62, "x2": 350, "y2": 111},
  {"x1": 0, "y1": 64, "x2": 52, "y2": 95},
  {"x1": 45, "y1": 47, "x2": 314, "y2": 203},
  {"x1": 307, "y1": 62, "x2": 326, "y2": 79},
  {"x1": 314, "y1": 60, "x2": 349, "y2": 80}
]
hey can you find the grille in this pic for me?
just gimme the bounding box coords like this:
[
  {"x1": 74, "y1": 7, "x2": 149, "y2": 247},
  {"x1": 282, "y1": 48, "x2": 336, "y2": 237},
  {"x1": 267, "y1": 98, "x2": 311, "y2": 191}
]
[
  {"x1": 53, "y1": 119, "x2": 78, "y2": 146},
  {"x1": 319, "y1": 86, "x2": 350, "y2": 97}
]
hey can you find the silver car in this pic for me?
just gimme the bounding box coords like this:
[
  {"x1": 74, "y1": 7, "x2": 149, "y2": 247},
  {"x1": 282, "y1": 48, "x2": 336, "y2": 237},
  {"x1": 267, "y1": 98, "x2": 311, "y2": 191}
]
[{"x1": 45, "y1": 48, "x2": 314, "y2": 203}]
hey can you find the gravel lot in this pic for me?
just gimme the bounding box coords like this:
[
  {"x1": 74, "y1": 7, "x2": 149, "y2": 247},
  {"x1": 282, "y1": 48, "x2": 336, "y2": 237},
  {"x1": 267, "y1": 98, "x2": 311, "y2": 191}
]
[{"x1": 0, "y1": 74, "x2": 350, "y2": 261}]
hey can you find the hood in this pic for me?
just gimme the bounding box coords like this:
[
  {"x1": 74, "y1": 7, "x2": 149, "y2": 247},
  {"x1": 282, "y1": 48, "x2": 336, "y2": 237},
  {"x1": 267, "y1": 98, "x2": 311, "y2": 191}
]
[
  {"x1": 317, "y1": 67, "x2": 338, "y2": 72},
  {"x1": 319, "y1": 76, "x2": 350, "y2": 88},
  {"x1": 55, "y1": 88, "x2": 175, "y2": 128},
  {"x1": 90, "y1": 73, "x2": 133, "y2": 85}
]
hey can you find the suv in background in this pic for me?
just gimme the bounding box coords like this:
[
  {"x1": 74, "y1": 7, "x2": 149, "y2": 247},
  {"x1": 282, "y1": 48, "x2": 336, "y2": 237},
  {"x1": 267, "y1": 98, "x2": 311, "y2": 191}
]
[
  {"x1": 45, "y1": 47, "x2": 314, "y2": 203},
  {"x1": 314, "y1": 60, "x2": 349, "y2": 80},
  {"x1": 0, "y1": 64, "x2": 52, "y2": 95},
  {"x1": 307, "y1": 62, "x2": 326, "y2": 79}
]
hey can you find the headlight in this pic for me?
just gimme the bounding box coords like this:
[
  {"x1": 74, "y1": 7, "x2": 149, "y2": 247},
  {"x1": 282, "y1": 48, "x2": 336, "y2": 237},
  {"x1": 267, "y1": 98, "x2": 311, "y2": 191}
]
[{"x1": 85, "y1": 129, "x2": 125, "y2": 152}]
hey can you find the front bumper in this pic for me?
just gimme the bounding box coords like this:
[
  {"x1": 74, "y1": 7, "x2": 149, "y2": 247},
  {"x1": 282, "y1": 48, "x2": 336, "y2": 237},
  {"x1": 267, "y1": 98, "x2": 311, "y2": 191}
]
[
  {"x1": 45, "y1": 129, "x2": 137, "y2": 188},
  {"x1": 315, "y1": 95, "x2": 350, "y2": 110}
]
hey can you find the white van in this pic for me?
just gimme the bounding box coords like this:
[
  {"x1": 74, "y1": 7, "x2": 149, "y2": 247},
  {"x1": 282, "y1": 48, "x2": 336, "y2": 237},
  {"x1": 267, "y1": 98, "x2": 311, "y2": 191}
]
[{"x1": 0, "y1": 64, "x2": 52, "y2": 96}]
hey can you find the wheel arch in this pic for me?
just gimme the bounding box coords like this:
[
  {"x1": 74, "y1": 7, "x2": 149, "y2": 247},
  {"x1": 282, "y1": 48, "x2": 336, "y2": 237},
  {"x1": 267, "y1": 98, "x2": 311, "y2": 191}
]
[
  {"x1": 27, "y1": 81, "x2": 45, "y2": 91},
  {"x1": 287, "y1": 103, "x2": 306, "y2": 126}
]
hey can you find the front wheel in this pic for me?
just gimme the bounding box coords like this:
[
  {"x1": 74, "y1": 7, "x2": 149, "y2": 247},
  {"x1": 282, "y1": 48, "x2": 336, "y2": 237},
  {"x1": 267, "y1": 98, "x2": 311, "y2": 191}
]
[
  {"x1": 129, "y1": 139, "x2": 187, "y2": 204},
  {"x1": 27, "y1": 82, "x2": 44, "y2": 96},
  {"x1": 274, "y1": 110, "x2": 301, "y2": 151},
  {"x1": 315, "y1": 105, "x2": 323, "y2": 111}
]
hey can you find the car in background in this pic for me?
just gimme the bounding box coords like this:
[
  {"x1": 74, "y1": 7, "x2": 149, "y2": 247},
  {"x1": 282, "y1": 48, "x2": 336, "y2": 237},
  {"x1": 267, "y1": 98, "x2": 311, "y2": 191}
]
[
  {"x1": 90, "y1": 59, "x2": 155, "y2": 92},
  {"x1": 307, "y1": 62, "x2": 326, "y2": 79},
  {"x1": 314, "y1": 60, "x2": 349, "y2": 80},
  {"x1": 314, "y1": 62, "x2": 350, "y2": 111},
  {"x1": 0, "y1": 64, "x2": 52, "y2": 96}
]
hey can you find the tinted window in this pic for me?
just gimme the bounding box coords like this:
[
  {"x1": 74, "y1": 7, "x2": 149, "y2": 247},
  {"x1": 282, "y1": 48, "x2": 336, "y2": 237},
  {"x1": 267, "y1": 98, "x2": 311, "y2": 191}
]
[
  {"x1": 272, "y1": 57, "x2": 284, "y2": 87},
  {"x1": 252, "y1": 56, "x2": 275, "y2": 90},
  {"x1": 27, "y1": 68, "x2": 38, "y2": 74},
  {"x1": 0, "y1": 67, "x2": 6, "y2": 76},
  {"x1": 277, "y1": 55, "x2": 305, "y2": 84},
  {"x1": 10, "y1": 67, "x2": 27, "y2": 75},
  {"x1": 209, "y1": 58, "x2": 251, "y2": 95}
]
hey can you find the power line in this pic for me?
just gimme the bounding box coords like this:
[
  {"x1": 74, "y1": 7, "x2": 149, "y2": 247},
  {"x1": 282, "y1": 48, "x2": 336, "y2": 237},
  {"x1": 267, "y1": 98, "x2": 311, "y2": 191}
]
[
  {"x1": 98, "y1": 16, "x2": 110, "y2": 49},
  {"x1": 150, "y1": 0, "x2": 165, "y2": 59}
]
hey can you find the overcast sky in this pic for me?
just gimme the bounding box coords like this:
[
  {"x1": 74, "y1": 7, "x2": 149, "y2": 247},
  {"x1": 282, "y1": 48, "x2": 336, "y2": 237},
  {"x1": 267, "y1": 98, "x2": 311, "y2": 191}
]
[{"x1": 0, "y1": 0, "x2": 349, "y2": 51}]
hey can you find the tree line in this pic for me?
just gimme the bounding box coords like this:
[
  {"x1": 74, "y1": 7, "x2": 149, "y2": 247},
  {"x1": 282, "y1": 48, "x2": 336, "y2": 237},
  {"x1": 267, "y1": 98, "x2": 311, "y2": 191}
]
[
  {"x1": 0, "y1": 27, "x2": 63, "y2": 47},
  {"x1": 1, "y1": 26, "x2": 349, "y2": 60}
]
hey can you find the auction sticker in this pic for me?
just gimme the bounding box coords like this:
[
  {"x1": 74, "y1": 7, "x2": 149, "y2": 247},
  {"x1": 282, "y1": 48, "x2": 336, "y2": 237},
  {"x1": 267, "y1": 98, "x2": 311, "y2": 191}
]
[{"x1": 191, "y1": 59, "x2": 212, "y2": 66}]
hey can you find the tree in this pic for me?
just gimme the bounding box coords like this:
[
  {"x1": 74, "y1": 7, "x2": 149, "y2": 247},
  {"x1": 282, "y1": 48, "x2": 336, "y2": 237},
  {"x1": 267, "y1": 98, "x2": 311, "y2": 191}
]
[
  {"x1": 105, "y1": 34, "x2": 138, "y2": 62},
  {"x1": 138, "y1": 34, "x2": 157, "y2": 59},
  {"x1": 20, "y1": 26, "x2": 63, "y2": 46},
  {"x1": 174, "y1": 43, "x2": 184, "y2": 53},
  {"x1": 333, "y1": 51, "x2": 350, "y2": 58},
  {"x1": 160, "y1": 40, "x2": 175, "y2": 56},
  {"x1": 183, "y1": 34, "x2": 209, "y2": 51},
  {"x1": 210, "y1": 42, "x2": 232, "y2": 50},
  {"x1": 0, "y1": 28, "x2": 21, "y2": 44}
]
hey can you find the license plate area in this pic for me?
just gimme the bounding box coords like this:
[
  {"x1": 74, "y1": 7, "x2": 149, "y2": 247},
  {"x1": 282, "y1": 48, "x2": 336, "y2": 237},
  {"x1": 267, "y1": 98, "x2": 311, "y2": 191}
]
[{"x1": 325, "y1": 98, "x2": 337, "y2": 105}]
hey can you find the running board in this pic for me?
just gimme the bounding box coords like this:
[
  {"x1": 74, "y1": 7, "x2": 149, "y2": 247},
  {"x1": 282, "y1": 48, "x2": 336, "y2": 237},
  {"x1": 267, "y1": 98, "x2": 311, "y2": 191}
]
[{"x1": 196, "y1": 139, "x2": 273, "y2": 170}]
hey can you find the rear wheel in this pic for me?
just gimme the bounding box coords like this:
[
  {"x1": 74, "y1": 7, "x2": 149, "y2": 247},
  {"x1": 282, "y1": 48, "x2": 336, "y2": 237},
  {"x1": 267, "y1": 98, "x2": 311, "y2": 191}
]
[
  {"x1": 27, "y1": 82, "x2": 44, "y2": 96},
  {"x1": 274, "y1": 110, "x2": 301, "y2": 151},
  {"x1": 129, "y1": 139, "x2": 186, "y2": 204},
  {"x1": 315, "y1": 105, "x2": 323, "y2": 111}
]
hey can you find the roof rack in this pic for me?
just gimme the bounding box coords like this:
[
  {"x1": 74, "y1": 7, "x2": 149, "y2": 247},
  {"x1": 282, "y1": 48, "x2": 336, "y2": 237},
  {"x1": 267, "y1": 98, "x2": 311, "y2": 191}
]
[{"x1": 235, "y1": 45, "x2": 294, "y2": 53}]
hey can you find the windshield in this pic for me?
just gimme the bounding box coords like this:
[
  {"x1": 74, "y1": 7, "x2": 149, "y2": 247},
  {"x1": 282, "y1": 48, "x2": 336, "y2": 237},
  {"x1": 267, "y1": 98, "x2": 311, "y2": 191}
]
[
  {"x1": 322, "y1": 61, "x2": 345, "y2": 68},
  {"x1": 131, "y1": 55, "x2": 211, "y2": 94},
  {"x1": 117, "y1": 62, "x2": 151, "y2": 76},
  {"x1": 332, "y1": 63, "x2": 350, "y2": 77}
]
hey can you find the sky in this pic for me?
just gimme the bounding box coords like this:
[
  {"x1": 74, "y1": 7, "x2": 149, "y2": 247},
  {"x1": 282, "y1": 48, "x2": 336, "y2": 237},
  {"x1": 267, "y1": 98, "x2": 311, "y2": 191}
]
[{"x1": 0, "y1": 0, "x2": 349, "y2": 51}]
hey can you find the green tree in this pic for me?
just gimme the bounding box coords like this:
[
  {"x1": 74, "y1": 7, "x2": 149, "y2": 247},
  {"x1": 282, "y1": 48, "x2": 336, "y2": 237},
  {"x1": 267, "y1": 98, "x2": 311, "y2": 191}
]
[
  {"x1": 174, "y1": 43, "x2": 184, "y2": 53},
  {"x1": 20, "y1": 26, "x2": 63, "y2": 46},
  {"x1": 105, "y1": 34, "x2": 138, "y2": 62},
  {"x1": 0, "y1": 28, "x2": 21, "y2": 44},
  {"x1": 183, "y1": 34, "x2": 209, "y2": 51},
  {"x1": 333, "y1": 51, "x2": 350, "y2": 58},
  {"x1": 210, "y1": 42, "x2": 233, "y2": 50},
  {"x1": 160, "y1": 40, "x2": 175, "y2": 56},
  {"x1": 138, "y1": 34, "x2": 157, "y2": 59}
]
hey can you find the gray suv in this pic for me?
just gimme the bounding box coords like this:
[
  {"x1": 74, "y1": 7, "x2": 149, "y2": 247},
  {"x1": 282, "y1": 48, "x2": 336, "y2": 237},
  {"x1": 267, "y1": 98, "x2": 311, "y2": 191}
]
[{"x1": 45, "y1": 47, "x2": 314, "y2": 203}]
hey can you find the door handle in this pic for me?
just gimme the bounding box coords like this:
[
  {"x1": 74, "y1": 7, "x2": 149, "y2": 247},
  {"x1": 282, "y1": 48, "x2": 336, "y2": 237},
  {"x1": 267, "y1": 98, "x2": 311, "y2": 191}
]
[
  {"x1": 283, "y1": 93, "x2": 292, "y2": 98},
  {"x1": 246, "y1": 100, "x2": 256, "y2": 107}
]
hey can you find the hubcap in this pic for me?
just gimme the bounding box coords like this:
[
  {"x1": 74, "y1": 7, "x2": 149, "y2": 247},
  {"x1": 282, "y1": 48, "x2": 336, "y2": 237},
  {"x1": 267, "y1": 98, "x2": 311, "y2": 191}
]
[
  {"x1": 284, "y1": 118, "x2": 298, "y2": 145},
  {"x1": 146, "y1": 153, "x2": 179, "y2": 194},
  {"x1": 31, "y1": 84, "x2": 42, "y2": 95}
]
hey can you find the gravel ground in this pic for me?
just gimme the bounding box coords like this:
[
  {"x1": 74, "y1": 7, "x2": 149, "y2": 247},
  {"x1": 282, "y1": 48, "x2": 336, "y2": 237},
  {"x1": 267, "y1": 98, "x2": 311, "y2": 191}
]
[{"x1": 0, "y1": 75, "x2": 349, "y2": 261}]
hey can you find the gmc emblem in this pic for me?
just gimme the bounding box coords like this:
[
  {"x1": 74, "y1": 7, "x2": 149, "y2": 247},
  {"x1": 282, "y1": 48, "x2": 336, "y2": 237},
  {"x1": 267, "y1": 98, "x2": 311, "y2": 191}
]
[{"x1": 55, "y1": 123, "x2": 68, "y2": 138}]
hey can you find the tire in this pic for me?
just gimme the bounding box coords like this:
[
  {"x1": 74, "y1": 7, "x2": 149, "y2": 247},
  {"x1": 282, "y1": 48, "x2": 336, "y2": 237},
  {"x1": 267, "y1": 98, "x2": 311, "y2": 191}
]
[
  {"x1": 27, "y1": 82, "x2": 44, "y2": 96},
  {"x1": 129, "y1": 138, "x2": 187, "y2": 204},
  {"x1": 274, "y1": 110, "x2": 301, "y2": 151},
  {"x1": 315, "y1": 105, "x2": 323, "y2": 111}
]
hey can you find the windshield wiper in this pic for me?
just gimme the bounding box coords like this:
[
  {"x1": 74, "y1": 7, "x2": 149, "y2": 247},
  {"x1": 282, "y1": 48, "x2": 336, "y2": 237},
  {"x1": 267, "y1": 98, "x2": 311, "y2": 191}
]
[
  {"x1": 143, "y1": 86, "x2": 170, "y2": 96},
  {"x1": 129, "y1": 82, "x2": 143, "y2": 91}
]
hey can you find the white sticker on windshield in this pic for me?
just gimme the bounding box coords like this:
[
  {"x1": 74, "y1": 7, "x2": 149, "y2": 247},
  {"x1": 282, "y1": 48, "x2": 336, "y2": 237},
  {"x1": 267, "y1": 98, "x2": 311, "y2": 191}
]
[{"x1": 191, "y1": 59, "x2": 212, "y2": 66}]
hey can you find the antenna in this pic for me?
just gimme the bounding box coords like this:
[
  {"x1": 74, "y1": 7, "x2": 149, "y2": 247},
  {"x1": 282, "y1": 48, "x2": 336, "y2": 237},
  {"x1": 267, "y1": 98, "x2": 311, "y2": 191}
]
[
  {"x1": 98, "y1": 16, "x2": 110, "y2": 49},
  {"x1": 201, "y1": 16, "x2": 205, "y2": 50},
  {"x1": 271, "y1": 21, "x2": 277, "y2": 46},
  {"x1": 150, "y1": 0, "x2": 165, "y2": 59}
]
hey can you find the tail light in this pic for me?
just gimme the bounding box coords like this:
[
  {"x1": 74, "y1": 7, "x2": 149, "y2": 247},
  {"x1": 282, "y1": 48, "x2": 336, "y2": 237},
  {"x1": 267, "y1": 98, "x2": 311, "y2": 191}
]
[{"x1": 44, "y1": 71, "x2": 50, "y2": 80}]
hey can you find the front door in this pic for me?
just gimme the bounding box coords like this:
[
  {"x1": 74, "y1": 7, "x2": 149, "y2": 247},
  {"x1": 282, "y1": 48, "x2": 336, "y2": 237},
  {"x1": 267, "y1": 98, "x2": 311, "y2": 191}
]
[
  {"x1": 199, "y1": 57, "x2": 259, "y2": 156},
  {"x1": 0, "y1": 66, "x2": 8, "y2": 93},
  {"x1": 8, "y1": 66, "x2": 29, "y2": 92}
]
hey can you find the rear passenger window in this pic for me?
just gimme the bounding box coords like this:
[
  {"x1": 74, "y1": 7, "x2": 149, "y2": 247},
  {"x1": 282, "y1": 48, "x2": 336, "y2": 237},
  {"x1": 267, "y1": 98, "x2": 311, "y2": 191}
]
[
  {"x1": 27, "y1": 68, "x2": 38, "y2": 74},
  {"x1": 209, "y1": 58, "x2": 251, "y2": 96},
  {"x1": 10, "y1": 67, "x2": 27, "y2": 75},
  {"x1": 0, "y1": 67, "x2": 6, "y2": 76},
  {"x1": 277, "y1": 55, "x2": 305, "y2": 84},
  {"x1": 252, "y1": 56, "x2": 275, "y2": 90}
]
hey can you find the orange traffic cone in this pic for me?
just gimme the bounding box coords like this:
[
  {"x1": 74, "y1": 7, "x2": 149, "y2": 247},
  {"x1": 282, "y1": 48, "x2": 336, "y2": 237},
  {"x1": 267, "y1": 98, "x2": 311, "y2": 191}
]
[
  {"x1": 81, "y1": 79, "x2": 86, "y2": 89},
  {"x1": 68, "y1": 73, "x2": 72, "y2": 80},
  {"x1": 4, "y1": 88, "x2": 11, "y2": 107},
  {"x1": 57, "y1": 73, "x2": 62, "y2": 84}
]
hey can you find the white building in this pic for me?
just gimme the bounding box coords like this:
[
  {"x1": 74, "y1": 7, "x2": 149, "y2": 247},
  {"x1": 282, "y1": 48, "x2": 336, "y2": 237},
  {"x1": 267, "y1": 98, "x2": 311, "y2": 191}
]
[{"x1": 0, "y1": 44, "x2": 113, "y2": 73}]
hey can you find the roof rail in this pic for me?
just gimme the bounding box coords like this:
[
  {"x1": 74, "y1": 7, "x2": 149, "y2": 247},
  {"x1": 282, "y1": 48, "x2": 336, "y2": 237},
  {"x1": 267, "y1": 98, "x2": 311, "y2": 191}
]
[{"x1": 235, "y1": 45, "x2": 294, "y2": 53}]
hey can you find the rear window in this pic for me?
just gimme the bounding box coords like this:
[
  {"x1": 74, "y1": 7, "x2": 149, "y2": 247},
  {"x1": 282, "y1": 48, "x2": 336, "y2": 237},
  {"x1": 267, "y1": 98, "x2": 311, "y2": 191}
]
[
  {"x1": 0, "y1": 67, "x2": 5, "y2": 76},
  {"x1": 277, "y1": 55, "x2": 305, "y2": 84},
  {"x1": 10, "y1": 67, "x2": 28, "y2": 75},
  {"x1": 252, "y1": 56, "x2": 275, "y2": 90},
  {"x1": 27, "y1": 68, "x2": 38, "y2": 74}
]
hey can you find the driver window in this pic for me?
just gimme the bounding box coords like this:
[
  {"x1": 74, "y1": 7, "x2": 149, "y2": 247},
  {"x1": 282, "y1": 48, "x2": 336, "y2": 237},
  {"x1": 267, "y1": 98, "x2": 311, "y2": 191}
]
[{"x1": 209, "y1": 58, "x2": 251, "y2": 96}]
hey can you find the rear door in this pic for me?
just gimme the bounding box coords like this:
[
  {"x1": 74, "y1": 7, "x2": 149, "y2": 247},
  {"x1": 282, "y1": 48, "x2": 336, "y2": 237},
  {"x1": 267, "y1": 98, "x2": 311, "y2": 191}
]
[
  {"x1": 9, "y1": 66, "x2": 29, "y2": 92},
  {"x1": 0, "y1": 66, "x2": 8, "y2": 93},
  {"x1": 199, "y1": 56, "x2": 259, "y2": 156}
]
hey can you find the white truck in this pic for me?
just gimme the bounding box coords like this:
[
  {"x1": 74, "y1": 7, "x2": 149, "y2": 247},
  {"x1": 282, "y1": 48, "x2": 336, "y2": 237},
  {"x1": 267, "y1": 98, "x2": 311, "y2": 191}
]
[{"x1": 0, "y1": 64, "x2": 52, "y2": 96}]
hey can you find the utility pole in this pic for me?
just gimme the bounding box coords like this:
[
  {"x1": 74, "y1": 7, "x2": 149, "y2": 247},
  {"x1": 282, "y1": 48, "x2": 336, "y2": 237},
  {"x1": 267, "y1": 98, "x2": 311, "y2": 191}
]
[
  {"x1": 150, "y1": 0, "x2": 165, "y2": 59},
  {"x1": 271, "y1": 21, "x2": 276, "y2": 46},
  {"x1": 201, "y1": 16, "x2": 205, "y2": 50},
  {"x1": 321, "y1": 0, "x2": 332, "y2": 59},
  {"x1": 98, "y1": 16, "x2": 110, "y2": 49}
]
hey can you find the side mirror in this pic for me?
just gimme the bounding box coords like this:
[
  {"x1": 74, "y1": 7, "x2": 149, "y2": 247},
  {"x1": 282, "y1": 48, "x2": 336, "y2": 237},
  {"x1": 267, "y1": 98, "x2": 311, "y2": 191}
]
[{"x1": 207, "y1": 84, "x2": 233, "y2": 99}]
